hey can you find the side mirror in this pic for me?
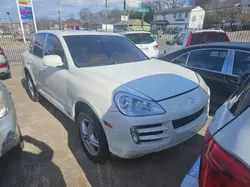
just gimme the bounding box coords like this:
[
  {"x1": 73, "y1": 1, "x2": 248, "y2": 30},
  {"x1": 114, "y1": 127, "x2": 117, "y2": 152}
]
[
  {"x1": 166, "y1": 41, "x2": 171, "y2": 45},
  {"x1": 43, "y1": 55, "x2": 63, "y2": 67}
]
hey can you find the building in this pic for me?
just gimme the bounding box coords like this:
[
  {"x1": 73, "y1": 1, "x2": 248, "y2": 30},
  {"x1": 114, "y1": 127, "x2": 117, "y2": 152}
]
[
  {"x1": 63, "y1": 19, "x2": 82, "y2": 30},
  {"x1": 114, "y1": 19, "x2": 150, "y2": 32},
  {"x1": 152, "y1": 6, "x2": 205, "y2": 33}
]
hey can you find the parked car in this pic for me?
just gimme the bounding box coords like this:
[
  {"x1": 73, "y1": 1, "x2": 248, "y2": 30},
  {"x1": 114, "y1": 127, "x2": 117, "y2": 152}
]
[
  {"x1": 159, "y1": 43, "x2": 250, "y2": 111},
  {"x1": 22, "y1": 30, "x2": 209, "y2": 163},
  {"x1": 0, "y1": 81, "x2": 23, "y2": 157},
  {"x1": 181, "y1": 74, "x2": 250, "y2": 187},
  {"x1": 0, "y1": 47, "x2": 11, "y2": 80},
  {"x1": 121, "y1": 31, "x2": 159, "y2": 58},
  {"x1": 165, "y1": 29, "x2": 231, "y2": 54}
]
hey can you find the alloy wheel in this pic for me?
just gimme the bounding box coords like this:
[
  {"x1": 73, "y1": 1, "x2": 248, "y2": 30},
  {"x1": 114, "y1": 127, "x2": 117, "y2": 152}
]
[{"x1": 80, "y1": 119, "x2": 99, "y2": 156}]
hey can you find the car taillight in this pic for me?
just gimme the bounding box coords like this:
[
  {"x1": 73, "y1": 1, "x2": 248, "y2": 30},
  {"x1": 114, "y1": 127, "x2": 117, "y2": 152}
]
[
  {"x1": 225, "y1": 32, "x2": 231, "y2": 42},
  {"x1": 186, "y1": 33, "x2": 192, "y2": 47},
  {"x1": 199, "y1": 129, "x2": 250, "y2": 187},
  {"x1": 153, "y1": 44, "x2": 159, "y2": 50}
]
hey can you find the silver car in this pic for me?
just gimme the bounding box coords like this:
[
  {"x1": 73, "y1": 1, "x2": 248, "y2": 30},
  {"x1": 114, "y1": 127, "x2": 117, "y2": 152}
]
[{"x1": 0, "y1": 82, "x2": 23, "y2": 157}]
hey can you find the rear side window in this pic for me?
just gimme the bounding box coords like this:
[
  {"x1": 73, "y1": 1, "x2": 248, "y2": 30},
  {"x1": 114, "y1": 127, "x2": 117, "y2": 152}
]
[
  {"x1": 187, "y1": 49, "x2": 228, "y2": 71},
  {"x1": 172, "y1": 53, "x2": 189, "y2": 66},
  {"x1": 125, "y1": 33, "x2": 155, "y2": 44},
  {"x1": 33, "y1": 33, "x2": 46, "y2": 58},
  {"x1": 190, "y1": 32, "x2": 229, "y2": 45},
  {"x1": 233, "y1": 51, "x2": 250, "y2": 76},
  {"x1": 228, "y1": 76, "x2": 250, "y2": 116}
]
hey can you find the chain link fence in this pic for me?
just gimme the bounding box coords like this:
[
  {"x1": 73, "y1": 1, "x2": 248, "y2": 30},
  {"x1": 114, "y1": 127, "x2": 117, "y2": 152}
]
[
  {"x1": 1, "y1": 23, "x2": 250, "y2": 63},
  {"x1": 0, "y1": 34, "x2": 29, "y2": 63}
]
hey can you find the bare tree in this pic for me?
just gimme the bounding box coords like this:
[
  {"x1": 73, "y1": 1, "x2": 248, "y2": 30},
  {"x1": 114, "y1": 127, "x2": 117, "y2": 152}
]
[{"x1": 162, "y1": 0, "x2": 185, "y2": 8}]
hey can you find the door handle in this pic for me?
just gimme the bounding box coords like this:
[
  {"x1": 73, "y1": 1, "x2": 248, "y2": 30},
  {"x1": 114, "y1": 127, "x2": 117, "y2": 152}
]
[
  {"x1": 40, "y1": 67, "x2": 45, "y2": 71},
  {"x1": 26, "y1": 61, "x2": 31, "y2": 64}
]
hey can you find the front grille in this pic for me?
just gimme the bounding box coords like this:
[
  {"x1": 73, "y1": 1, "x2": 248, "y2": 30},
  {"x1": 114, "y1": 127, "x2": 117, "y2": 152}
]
[
  {"x1": 172, "y1": 108, "x2": 204, "y2": 129},
  {"x1": 135, "y1": 124, "x2": 169, "y2": 143}
]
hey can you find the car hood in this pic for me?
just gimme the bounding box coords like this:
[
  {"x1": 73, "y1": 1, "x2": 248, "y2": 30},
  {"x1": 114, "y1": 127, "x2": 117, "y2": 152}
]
[{"x1": 77, "y1": 59, "x2": 199, "y2": 101}]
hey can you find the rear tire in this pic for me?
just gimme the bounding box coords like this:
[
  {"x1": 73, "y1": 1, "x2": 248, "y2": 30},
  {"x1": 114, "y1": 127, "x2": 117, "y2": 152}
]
[
  {"x1": 26, "y1": 73, "x2": 39, "y2": 102},
  {"x1": 77, "y1": 111, "x2": 110, "y2": 163}
]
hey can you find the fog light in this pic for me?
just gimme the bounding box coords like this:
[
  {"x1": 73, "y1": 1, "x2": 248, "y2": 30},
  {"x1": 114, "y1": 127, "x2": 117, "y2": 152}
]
[{"x1": 130, "y1": 127, "x2": 140, "y2": 144}]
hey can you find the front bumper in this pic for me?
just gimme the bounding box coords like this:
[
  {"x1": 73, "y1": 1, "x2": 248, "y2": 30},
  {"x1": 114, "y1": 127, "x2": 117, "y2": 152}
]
[
  {"x1": 180, "y1": 157, "x2": 200, "y2": 187},
  {"x1": 103, "y1": 88, "x2": 209, "y2": 158},
  {"x1": 0, "y1": 100, "x2": 22, "y2": 157}
]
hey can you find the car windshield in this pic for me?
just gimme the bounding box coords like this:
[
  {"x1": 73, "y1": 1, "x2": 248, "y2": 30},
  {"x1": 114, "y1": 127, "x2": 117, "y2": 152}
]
[
  {"x1": 64, "y1": 35, "x2": 148, "y2": 67},
  {"x1": 190, "y1": 32, "x2": 229, "y2": 45},
  {"x1": 124, "y1": 33, "x2": 155, "y2": 44}
]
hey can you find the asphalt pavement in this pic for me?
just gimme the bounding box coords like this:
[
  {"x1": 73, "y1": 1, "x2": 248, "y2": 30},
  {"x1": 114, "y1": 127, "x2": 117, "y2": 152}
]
[{"x1": 0, "y1": 64, "x2": 209, "y2": 187}]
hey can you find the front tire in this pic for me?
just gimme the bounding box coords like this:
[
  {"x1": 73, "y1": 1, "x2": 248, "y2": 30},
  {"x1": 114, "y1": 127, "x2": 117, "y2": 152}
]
[
  {"x1": 77, "y1": 111, "x2": 110, "y2": 163},
  {"x1": 26, "y1": 73, "x2": 39, "y2": 102}
]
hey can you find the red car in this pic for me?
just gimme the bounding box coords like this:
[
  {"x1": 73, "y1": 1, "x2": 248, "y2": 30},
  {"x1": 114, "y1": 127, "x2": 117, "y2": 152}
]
[{"x1": 0, "y1": 47, "x2": 11, "y2": 79}]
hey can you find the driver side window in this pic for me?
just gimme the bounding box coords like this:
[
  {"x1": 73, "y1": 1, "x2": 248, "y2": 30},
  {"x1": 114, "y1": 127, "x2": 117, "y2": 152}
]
[
  {"x1": 187, "y1": 49, "x2": 228, "y2": 72},
  {"x1": 171, "y1": 33, "x2": 185, "y2": 46},
  {"x1": 44, "y1": 34, "x2": 67, "y2": 67}
]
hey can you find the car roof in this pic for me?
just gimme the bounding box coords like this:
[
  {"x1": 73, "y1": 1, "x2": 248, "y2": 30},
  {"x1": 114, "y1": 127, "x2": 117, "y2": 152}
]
[
  {"x1": 191, "y1": 29, "x2": 225, "y2": 33},
  {"x1": 35, "y1": 30, "x2": 121, "y2": 37},
  {"x1": 121, "y1": 31, "x2": 151, "y2": 35},
  {"x1": 186, "y1": 42, "x2": 250, "y2": 50}
]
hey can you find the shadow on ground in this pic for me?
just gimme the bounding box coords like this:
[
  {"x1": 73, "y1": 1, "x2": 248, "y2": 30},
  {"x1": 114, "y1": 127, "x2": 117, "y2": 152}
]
[
  {"x1": 0, "y1": 135, "x2": 66, "y2": 187},
  {"x1": 37, "y1": 95, "x2": 204, "y2": 187}
]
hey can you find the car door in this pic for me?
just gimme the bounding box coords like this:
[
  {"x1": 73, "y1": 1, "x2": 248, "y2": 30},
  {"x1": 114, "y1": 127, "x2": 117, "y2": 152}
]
[
  {"x1": 27, "y1": 33, "x2": 47, "y2": 89},
  {"x1": 40, "y1": 34, "x2": 69, "y2": 109},
  {"x1": 181, "y1": 48, "x2": 231, "y2": 109}
]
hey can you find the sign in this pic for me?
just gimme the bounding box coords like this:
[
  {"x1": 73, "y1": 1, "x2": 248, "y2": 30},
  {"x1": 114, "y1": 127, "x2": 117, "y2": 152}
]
[
  {"x1": 126, "y1": 0, "x2": 141, "y2": 10},
  {"x1": 16, "y1": 0, "x2": 37, "y2": 43},
  {"x1": 136, "y1": 8, "x2": 150, "y2": 12},
  {"x1": 121, "y1": 15, "x2": 128, "y2": 21},
  {"x1": 20, "y1": 6, "x2": 33, "y2": 21},
  {"x1": 18, "y1": 0, "x2": 32, "y2": 6}
]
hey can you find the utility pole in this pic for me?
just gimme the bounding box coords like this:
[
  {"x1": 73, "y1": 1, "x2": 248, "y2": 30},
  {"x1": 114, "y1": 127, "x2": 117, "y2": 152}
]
[
  {"x1": 56, "y1": 0, "x2": 62, "y2": 30},
  {"x1": 141, "y1": 12, "x2": 145, "y2": 30},
  {"x1": 105, "y1": 0, "x2": 108, "y2": 32}
]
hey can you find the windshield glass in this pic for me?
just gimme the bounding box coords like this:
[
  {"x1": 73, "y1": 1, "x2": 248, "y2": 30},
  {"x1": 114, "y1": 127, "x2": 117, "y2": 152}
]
[
  {"x1": 124, "y1": 33, "x2": 155, "y2": 44},
  {"x1": 64, "y1": 35, "x2": 148, "y2": 67},
  {"x1": 190, "y1": 32, "x2": 229, "y2": 45}
]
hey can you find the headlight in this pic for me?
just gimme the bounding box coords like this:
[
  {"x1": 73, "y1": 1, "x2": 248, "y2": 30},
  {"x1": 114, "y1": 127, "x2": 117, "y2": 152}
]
[
  {"x1": 114, "y1": 92, "x2": 165, "y2": 116},
  {"x1": 196, "y1": 73, "x2": 210, "y2": 95}
]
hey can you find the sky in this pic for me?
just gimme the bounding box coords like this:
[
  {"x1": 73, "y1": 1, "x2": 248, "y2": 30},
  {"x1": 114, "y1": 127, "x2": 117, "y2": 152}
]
[{"x1": 0, "y1": 0, "x2": 128, "y2": 22}]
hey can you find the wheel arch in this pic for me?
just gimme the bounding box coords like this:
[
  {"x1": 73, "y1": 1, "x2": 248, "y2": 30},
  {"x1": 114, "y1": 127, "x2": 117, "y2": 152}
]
[
  {"x1": 73, "y1": 100, "x2": 103, "y2": 124},
  {"x1": 23, "y1": 67, "x2": 36, "y2": 86}
]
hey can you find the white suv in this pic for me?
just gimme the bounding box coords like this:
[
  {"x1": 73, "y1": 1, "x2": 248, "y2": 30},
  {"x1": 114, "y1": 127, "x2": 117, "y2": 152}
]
[
  {"x1": 122, "y1": 31, "x2": 159, "y2": 58},
  {"x1": 22, "y1": 30, "x2": 209, "y2": 163}
]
